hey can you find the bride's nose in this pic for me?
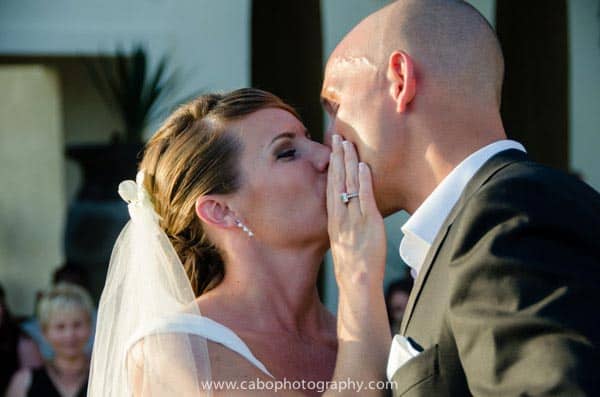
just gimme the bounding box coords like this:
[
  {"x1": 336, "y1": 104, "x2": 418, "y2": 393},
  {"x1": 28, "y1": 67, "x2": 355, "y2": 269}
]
[{"x1": 311, "y1": 141, "x2": 331, "y2": 172}]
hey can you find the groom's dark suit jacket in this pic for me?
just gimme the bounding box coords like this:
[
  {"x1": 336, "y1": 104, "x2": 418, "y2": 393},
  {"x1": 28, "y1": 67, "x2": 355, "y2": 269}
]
[{"x1": 391, "y1": 150, "x2": 600, "y2": 396}]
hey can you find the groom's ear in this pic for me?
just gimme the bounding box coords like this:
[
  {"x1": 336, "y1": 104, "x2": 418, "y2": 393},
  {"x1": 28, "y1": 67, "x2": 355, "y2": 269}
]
[
  {"x1": 195, "y1": 196, "x2": 236, "y2": 229},
  {"x1": 387, "y1": 50, "x2": 416, "y2": 113}
]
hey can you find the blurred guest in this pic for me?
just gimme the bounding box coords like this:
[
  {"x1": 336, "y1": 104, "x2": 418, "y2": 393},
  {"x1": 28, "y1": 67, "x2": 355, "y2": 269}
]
[
  {"x1": 5, "y1": 283, "x2": 93, "y2": 397},
  {"x1": 21, "y1": 264, "x2": 96, "y2": 359},
  {"x1": 0, "y1": 283, "x2": 43, "y2": 395},
  {"x1": 385, "y1": 277, "x2": 413, "y2": 333}
]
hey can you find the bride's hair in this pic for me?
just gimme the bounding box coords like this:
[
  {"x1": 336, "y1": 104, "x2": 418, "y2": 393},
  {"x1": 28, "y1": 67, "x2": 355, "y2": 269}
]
[{"x1": 139, "y1": 88, "x2": 299, "y2": 296}]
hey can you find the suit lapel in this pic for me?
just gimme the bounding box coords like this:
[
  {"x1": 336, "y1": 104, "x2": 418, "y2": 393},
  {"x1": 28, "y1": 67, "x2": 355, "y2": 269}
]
[
  {"x1": 399, "y1": 213, "x2": 453, "y2": 335},
  {"x1": 400, "y1": 149, "x2": 528, "y2": 335}
]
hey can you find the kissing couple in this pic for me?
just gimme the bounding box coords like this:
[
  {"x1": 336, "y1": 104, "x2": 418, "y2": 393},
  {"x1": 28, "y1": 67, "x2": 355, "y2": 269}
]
[{"x1": 88, "y1": 1, "x2": 600, "y2": 396}]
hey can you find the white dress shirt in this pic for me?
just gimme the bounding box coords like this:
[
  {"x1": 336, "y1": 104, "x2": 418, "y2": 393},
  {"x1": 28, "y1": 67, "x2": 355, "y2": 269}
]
[{"x1": 399, "y1": 140, "x2": 526, "y2": 278}]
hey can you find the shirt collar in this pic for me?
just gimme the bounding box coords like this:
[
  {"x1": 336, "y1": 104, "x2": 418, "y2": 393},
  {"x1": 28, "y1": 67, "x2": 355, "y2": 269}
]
[{"x1": 399, "y1": 140, "x2": 526, "y2": 277}]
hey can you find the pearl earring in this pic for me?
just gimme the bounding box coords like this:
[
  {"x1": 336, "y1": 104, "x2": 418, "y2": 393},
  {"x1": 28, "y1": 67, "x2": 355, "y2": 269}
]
[{"x1": 235, "y1": 220, "x2": 254, "y2": 237}]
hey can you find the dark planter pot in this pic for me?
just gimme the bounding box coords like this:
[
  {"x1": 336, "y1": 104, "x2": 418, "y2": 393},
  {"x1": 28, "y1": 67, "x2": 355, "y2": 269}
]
[{"x1": 64, "y1": 142, "x2": 144, "y2": 300}]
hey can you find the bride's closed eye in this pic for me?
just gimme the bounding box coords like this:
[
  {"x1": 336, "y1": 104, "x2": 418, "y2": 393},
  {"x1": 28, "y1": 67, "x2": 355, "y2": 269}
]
[
  {"x1": 272, "y1": 130, "x2": 312, "y2": 160},
  {"x1": 276, "y1": 148, "x2": 297, "y2": 160}
]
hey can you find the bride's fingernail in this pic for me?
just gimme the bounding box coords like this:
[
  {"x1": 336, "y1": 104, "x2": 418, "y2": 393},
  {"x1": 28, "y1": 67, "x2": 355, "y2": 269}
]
[{"x1": 332, "y1": 134, "x2": 341, "y2": 146}]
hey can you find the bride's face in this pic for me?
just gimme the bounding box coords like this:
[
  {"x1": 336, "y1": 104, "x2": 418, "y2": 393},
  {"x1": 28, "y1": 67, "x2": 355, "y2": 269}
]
[{"x1": 228, "y1": 108, "x2": 331, "y2": 249}]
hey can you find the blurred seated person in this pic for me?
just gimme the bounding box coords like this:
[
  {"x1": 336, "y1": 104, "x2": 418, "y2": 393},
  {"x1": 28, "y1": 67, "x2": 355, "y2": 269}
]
[
  {"x1": 6, "y1": 283, "x2": 94, "y2": 397},
  {"x1": 0, "y1": 284, "x2": 43, "y2": 395},
  {"x1": 21, "y1": 264, "x2": 96, "y2": 360},
  {"x1": 385, "y1": 277, "x2": 414, "y2": 333}
]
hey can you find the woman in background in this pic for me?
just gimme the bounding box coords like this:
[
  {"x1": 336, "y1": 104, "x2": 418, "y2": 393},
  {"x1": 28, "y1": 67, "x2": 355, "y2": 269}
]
[
  {"x1": 6, "y1": 283, "x2": 93, "y2": 397},
  {"x1": 20, "y1": 263, "x2": 96, "y2": 361}
]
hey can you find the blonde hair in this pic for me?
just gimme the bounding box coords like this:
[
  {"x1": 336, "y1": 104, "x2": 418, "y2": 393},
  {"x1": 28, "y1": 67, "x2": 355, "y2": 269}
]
[
  {"x1": 139, "y1": 88, "x2": 299, "y2": 296},
  {"x1": 37, "y1": 282, "x2": 94, "y2": 329}
]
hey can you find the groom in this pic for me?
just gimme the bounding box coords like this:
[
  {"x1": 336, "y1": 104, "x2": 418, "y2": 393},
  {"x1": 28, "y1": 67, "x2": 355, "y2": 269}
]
[{"x1": 323, "y1": 0, "x2": 600, "y2": 395}]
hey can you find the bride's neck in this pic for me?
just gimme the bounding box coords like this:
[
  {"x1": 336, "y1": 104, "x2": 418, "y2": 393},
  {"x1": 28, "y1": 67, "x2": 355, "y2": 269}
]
[{"x1": 205, "y1": 243, "x2": 328, "y2": 334}]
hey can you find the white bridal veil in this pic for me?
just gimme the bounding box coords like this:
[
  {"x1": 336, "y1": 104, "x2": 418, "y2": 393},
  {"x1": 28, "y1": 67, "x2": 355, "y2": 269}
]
[{"x1": 87, "y1": 172, "x2": 212, "y2": 396}]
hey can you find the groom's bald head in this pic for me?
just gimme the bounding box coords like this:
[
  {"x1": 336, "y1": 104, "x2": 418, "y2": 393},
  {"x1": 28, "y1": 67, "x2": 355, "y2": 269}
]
[
  {"x1": 331, "y1": 0, "x2": 503, "y2": 106},
  {"x1": 322, "y1": 0, "x2": 507, "y2": 214}
]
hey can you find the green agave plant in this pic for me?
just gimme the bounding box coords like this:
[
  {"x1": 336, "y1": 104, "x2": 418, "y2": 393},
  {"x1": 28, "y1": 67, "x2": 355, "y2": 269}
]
[{"x1": 86, "y1": 45, "x2": 177, "y2": 143}]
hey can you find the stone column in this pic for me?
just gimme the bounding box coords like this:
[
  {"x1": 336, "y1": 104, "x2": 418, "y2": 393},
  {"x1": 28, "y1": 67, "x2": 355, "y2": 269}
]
[{"x1": 0, "y1": 65, "x2": 64, "y2": 315}]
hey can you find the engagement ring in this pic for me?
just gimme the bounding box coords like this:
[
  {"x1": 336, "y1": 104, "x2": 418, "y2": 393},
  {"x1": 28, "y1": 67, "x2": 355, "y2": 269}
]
[{"x1": 340, "y1": 192, "x2": 359, "y2": 204}]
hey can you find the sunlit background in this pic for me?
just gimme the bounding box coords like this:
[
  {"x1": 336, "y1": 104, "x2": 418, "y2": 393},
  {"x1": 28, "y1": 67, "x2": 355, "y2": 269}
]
[{"x1": 1, "y1": 0, "x2": 599, "y2": 316}]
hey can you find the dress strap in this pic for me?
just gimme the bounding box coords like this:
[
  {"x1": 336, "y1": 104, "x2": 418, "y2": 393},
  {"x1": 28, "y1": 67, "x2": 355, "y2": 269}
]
[{"x1": 128, "y1": 313, "x2": 273, "y2": 378}]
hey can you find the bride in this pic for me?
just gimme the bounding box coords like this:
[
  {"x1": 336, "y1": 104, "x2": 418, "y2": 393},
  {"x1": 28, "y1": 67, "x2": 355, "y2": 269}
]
[{"x1": 88, "y1": 89, "x2": 340, "y2": 396}]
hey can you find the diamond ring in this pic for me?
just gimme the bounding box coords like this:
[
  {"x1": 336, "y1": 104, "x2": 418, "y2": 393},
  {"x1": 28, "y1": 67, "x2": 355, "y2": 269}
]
[{"x1": 340, "y1": 192, "x2": 359, "y2": 204}]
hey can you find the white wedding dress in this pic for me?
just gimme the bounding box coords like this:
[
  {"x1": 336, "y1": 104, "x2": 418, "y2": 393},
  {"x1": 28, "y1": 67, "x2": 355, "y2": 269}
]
[{"x1": 128, "y1": 313, "x2": 273, "y2": 378}]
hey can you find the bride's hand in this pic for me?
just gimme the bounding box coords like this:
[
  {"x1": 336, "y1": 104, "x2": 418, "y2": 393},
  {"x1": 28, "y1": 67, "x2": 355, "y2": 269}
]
[
  {"x1": 327, "y1": 134, "x2": 386, "y2": 291},
  {"x1": 325, "y1": 135, "x2": 392, "y2": 392}
]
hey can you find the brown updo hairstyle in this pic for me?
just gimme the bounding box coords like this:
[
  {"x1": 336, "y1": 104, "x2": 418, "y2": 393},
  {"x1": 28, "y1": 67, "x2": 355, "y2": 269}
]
[{"x1": 139, "y1": 88, "x2": 299, "y2": 296}]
